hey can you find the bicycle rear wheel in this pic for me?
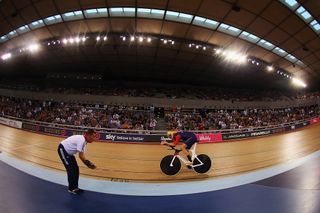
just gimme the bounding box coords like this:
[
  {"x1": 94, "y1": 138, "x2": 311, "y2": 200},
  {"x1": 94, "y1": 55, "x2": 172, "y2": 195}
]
[
  {"x1": 160, "y1": 155, "x2": 181, "y2": 175},
  {"x1": 193, "y1": 154, "x2": 211, "y2": 174}
]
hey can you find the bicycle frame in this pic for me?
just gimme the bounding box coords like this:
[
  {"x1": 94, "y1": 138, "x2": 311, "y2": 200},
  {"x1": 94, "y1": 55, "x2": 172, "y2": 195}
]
[{"x1": 169, "y1": 143, "x2": 204, "y2": 168}]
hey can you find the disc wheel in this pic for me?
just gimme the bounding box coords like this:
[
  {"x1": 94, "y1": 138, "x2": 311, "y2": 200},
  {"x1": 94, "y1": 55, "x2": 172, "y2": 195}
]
[
  {"x1": 193, "y1": 154, "x2": 211, "y2": 174},
  {"x1": 160, "y1": 155, "x2": 181, "y2": 175}
]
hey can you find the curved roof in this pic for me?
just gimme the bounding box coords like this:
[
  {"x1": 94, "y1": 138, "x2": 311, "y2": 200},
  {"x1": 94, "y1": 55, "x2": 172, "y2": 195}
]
[{"x1": 0, "y1": 0, "x2": 319, "y2": 89}]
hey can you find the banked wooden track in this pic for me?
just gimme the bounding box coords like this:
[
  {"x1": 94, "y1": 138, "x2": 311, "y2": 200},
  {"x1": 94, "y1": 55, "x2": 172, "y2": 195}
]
[{"x1": 0, "y1": 123, "x2": 320, "y2": 182}]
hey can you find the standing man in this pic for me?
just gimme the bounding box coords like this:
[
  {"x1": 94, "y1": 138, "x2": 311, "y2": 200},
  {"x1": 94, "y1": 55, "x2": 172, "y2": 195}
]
[{"x1": 57, "y1": 129, "x2": 97, "y2": 194}]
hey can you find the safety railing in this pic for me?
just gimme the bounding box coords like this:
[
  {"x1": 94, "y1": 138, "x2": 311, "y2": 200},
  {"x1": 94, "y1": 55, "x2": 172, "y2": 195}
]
[{"x1": 1, "y1": 114, "x2": 315, "y2": 135}]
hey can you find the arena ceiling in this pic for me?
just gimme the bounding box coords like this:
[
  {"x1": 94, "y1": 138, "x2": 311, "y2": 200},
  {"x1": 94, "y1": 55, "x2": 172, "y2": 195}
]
[{"x1": 0, "y1": 0, "x2": 319, "y2": 90}]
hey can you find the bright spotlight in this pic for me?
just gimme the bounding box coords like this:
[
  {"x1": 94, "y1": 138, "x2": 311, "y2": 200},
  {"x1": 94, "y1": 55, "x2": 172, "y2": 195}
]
[
  {"x1": 221, "y1": 50, "x2": 247, "y2": 64},
  {"x1": 63, "y1": 39, "x2": 68, "y2": 44},
  {"x1": 82, "y1": 37, "x2": 86, "y2": 42},
  {"x1": 96, "y1": 36, "x2": 100, "y2": 41},
  {"x1": 215, "y1": 49, "x2": 222, "y2": 54},
  {"x1": 292, "y1": 77, "x2": 307, "y2": 88},
  {"x1": 171, "y1": 41, "x2": 174, "y2": 45},
  {"x1": 139, "y1": 36, "x2": 143, "y2": 42},
  {"x1": 69, "y1": 38, "x2": 74, "y2": 43},
  {"x1": 147, "y1": 37, "x2": 151, "y2": 42},
  {"x1": 203, "y1": 46, "x2": 206, "y2": 50},
  {"x1": 189, "y1": 44, "x2": 192, "y2": 48},
  {"x1": 196, "y1": 45, "x2": 199, "y2": 49},
  {"x1": 75, "y1": 37, "x2": 80, "y2": 43},
  {"x1": 237, "y1": 55, "x2": 247, "y2": 64},
  {"x1": 163, "y1": 39, "x2": 167, "y2": 44},
  {"x1": 1, "y1": 53, "x2": 11, "y2": 60},
  {"x1": 224, "y1": 50, "x2": 237, "y2": 60},
  {"x1": 27, "y1": 43, "x2": 40, "y2": 52},
  {"x1": 267, "y1": 65, "x2": 274, "y2": 72},
  {"x1": 130, "y1": 36, "x2": 135, "y2": 41},
  {"x1": 103, "y1": 36, "x2": 107, "y2": 41}
]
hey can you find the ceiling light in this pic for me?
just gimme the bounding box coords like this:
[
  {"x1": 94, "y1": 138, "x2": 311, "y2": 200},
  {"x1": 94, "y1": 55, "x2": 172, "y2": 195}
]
[
  {"x1": 27, "y1": 43, "x2": 40, "y2": 52},
  {"x1": 1, "y1": 53, "x2": 11, "y2": 60},
  {"x1": 292, "y1": 77, "x2": 307, "y2": 88},
  {"x1": 215, "y1": 49, "x2": 222, "y2": 54},
  {"x1": 267, "y1": 65, "x2": 274, "y2": 71}
]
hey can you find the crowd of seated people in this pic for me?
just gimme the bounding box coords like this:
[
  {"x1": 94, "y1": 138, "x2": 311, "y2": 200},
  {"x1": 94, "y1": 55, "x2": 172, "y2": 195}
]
[
  {"x1": 1, "y1": 95, "x2": 319, "y2": 131},
  {"x1": 164, "y1": 105, "x2": 320, "y2": 131},
  {"x1": 0, "y1": 96, "x2": 157, "y2": 130}
]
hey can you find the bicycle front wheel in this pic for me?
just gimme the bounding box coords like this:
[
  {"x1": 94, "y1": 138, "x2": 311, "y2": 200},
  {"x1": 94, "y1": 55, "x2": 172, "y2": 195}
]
[{"x1": 160, "y1": 155, "x2": 181, "y2": 175}]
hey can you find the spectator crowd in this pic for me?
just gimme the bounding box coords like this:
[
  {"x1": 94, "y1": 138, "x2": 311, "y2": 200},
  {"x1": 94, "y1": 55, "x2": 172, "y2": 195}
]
[
  {"x1": 1, "y1": 95, "x2": 319, "y2": 131},
  {"x1": 165, "y1": 106, "x2": 319, "y2": 130}
]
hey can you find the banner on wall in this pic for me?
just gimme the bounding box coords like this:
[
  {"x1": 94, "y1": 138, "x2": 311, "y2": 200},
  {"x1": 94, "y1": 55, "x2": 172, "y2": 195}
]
[
  {"x1": 0, "y1": 117, "x2": 22, "y2": 129},
  {"x1": 222, "y1": 132, "x2": 250, "y2": 140},
  {"x1": 284, "y1": 121, "x2": 309, "y2": 131},
  {"x1": 310, "y1": 117, "x2": 320, "y2": 124},
  {"x1": 21, "y1": 123, "x2": 225, "y2": 143},
  {"x1": 100, "y1": 132, "x2": 146, "y2": 143},
  {"x1": 271, "y1": 127, "x2": 285, "y2": 134},
  {"x1": 196, "y1": 133, "x2": 222, "y2": 143},
  {"x1": 22, "y1": 123, "x2": 150, "y2": 142},
  {"x1": 20, "y1": 119, "x2": 313, "y2": 143},
  {"x1": 222, "y1": 130, "x2": 272, "y2": 140}
]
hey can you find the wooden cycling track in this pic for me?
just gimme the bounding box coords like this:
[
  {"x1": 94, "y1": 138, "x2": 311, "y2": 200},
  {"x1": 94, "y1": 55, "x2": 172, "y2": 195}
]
[{"x1": 0, "y1": 123, "x2": 320, "y2": 183}]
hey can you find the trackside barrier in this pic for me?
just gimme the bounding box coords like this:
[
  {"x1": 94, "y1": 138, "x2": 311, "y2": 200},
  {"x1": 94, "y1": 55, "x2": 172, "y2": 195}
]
[
  {"x1": 310, "y1": 117, "x2": 320, "y2": 124},
  {"x1": 0, "y1": 117, "x2": 22, "y2": 129},
  {"x1": 0, "y1": 116, "x2": 318, "y2": 143}
]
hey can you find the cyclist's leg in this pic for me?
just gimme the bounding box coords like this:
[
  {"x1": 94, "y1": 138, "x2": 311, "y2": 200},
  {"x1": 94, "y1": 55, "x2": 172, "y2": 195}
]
[
  {"x1": 181, "y1": 143, "x2": 191, "y2": 161},
  {"x1": 183, "y1": 137, "x2": 197, "y2": 163}
]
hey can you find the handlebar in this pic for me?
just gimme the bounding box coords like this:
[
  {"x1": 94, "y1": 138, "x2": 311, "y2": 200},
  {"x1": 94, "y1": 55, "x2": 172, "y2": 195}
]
[{"x1": 162, "y1": 144, "x2": 182, "y2": 152}]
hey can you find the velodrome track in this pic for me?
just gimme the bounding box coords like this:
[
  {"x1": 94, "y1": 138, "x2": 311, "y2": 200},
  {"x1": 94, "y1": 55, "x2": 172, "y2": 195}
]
[{"x1": 0, "y1": 123, "x2": 319, "y2": 182}]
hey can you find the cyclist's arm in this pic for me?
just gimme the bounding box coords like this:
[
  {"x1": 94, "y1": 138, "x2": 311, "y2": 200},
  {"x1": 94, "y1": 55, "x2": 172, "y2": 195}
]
[
  {"x1": 161, "y1": 135, "x2": 181, "y2": 147},
  {"x1": 171, "y1": 135, "x2": 181, "y2": 146}
]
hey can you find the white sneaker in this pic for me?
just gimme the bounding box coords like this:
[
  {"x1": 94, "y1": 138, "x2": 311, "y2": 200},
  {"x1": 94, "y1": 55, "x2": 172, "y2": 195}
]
[{"x1": 68, "y1": 188, "x2": 84, "y2": 195}]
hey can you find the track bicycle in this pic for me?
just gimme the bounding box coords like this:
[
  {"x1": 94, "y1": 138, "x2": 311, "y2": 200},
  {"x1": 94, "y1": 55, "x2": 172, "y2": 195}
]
[{"x1": 160, "y1": 143, "x2": 212, "y2": 175}]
